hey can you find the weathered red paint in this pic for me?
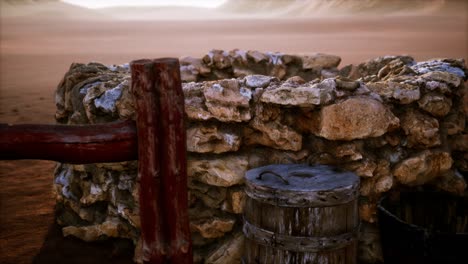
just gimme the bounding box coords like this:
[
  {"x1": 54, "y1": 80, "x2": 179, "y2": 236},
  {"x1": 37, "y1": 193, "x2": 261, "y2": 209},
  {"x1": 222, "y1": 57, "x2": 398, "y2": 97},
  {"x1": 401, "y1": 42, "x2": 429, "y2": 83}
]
[
  {"x1": 131, "y1": 59, "x2": 167, "y2": 263},
  {"x1": 156, "y1": 59, "x2": 193, "y2": 263},
  {"x1": 0, "y1": 120, "x2": 137, "y2": 163},
  {"x1": 131, "y1": 58, "x2": 193, "y2": 263}
]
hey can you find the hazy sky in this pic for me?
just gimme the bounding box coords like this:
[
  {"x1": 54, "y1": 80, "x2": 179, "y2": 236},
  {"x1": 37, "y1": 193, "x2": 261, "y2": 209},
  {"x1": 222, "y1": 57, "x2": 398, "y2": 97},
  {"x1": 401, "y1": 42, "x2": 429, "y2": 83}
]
[{"x1": 61, "y1": 0, "x2": 227, "y2": 8}]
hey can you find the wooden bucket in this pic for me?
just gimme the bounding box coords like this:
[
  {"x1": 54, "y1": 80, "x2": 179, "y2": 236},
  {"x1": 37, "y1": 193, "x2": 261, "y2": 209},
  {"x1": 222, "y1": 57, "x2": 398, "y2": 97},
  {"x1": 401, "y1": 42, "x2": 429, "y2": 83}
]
[{"x1": 243, "y1": 164, "x2": 360, "y2": 264}]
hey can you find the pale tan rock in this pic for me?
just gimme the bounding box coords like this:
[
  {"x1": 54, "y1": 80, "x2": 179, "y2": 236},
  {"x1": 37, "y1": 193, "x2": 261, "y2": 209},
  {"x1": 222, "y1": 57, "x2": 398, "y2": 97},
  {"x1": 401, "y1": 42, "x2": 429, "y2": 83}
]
[
  {"x1": 302, "y1": 53, "x2": 341, "y2": 70},
  {"x1": 115, "y1": 79, "x2": 135, "y2": 119},
  {"x1": 420, "y1": 71, "x2": 462, "y2": 87},
  {"x1": 203, "y1": 49, "x2": 231, "y2": 69},
  {"x1": 245, "y1": 75, "x2": 274, "y2": 88},
  {"x1": 366, "y1": 81, "x2": 420, "y2": 104},
  {"x1": 180, "y1": 56, "x2": 211, "y2": 82},
  {"x1": 313, "y1": 97, "x2": 399, "y2": 140},
  {"x1": 62, "y1": 218, "x2": 125, "y2": 242},
  {"x1": 246, "y1": 104, "x2": 302, "y2": 151},
  {"x1": 260, "y1": 79, "x2": 336, "y2": 107},
  {"x1": 187, "y1": 124, "x2": 241, "y2": 154},
  {"x1": 230, "y1": 190, "x2": 245, "y2": 214},
  {"x1": 418, "y1": 93, "x2": 452, "y2": 117},
  {"x1": 285, "y1": 75, "x2": 306, "y2": 85},
  {"x1": 344, "y1": 158, "x2": 377, "y2": 178},
  {"x1": 246, "y1": 50, "x2": 269, "y2": 63},
  {"x1": 334, "y1": 141, "x2": 364, "y2": 161},
  {"x1": 400, "y1": 109, "x2": 440, "y2": 148},
  {"x1": 205, "y1": 232, "x2": 244, "y2": 264},
  {"x1": 204, "y1": 79, "x2": 252, "y2": 122},
  {"x1": 190, "y1": 217, "x2": 236, "y2": 239},
  {"x1": 393, "y1": 150, "x2": 452, "y2": 185},
  {"x1": 183, "y1": 82, "x2": 213, "y2": 120},
  {"x1": 188, "y1": 155, "x2": 248, "y2": 187}
]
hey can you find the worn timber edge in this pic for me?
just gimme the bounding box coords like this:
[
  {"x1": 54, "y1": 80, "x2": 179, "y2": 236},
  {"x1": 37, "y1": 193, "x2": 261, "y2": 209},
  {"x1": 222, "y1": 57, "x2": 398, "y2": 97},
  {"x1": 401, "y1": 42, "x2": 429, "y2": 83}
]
[{"x1": 243, "y1": 220, "x2": 359, "y2": 252}]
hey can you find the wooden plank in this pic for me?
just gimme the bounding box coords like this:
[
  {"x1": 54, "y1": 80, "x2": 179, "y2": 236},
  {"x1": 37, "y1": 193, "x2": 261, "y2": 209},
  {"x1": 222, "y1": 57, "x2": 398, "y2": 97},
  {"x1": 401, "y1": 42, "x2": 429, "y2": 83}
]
[
  {"x1": 155, "y1": 58, "x2": 193, "y2": 263},
  {"x1": 131, "y1": 59, "x2": 167, "y2": 263},
  {"x1": 0, "y1": 120, "x2": 137, "y2": 163}
]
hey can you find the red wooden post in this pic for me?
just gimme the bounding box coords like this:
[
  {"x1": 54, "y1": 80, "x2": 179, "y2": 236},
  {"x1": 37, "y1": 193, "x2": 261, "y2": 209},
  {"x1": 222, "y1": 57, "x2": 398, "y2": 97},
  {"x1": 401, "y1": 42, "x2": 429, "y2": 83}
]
[
  {"x1": 130, "y1": 58, "x2": 192, "y2": 263},
  {"x1": 0, "y1": 120, "x2": 137, "y2": 163},
  {"x1": 156, "y1": 59, "x2": 192, "y2": 263}
]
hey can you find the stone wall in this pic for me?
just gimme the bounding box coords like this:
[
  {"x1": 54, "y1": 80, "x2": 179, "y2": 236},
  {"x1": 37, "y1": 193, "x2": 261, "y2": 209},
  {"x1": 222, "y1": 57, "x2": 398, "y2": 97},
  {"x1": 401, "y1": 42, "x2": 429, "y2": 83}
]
[{"x1": 53, "y1": 49, "x2": 468, "y2": 263}]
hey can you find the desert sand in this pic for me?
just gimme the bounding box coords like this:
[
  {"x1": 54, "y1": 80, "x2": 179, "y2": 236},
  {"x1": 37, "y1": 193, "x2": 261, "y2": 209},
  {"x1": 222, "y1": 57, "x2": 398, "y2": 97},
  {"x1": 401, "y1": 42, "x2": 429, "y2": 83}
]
[{"x1": 0, "y1": 0, "x2": 467, "y2": 263}]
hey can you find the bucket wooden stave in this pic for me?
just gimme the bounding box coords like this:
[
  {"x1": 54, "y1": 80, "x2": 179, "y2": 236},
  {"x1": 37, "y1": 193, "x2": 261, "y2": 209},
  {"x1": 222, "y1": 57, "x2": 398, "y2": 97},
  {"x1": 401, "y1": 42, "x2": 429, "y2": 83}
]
[{"x1": 243, "y1": 164, "x2": 360, "y2": 264}]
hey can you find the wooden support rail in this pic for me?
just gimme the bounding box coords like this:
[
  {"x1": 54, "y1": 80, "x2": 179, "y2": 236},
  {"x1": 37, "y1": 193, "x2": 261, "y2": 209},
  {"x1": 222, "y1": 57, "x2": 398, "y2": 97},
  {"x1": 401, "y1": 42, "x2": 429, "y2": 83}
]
[
  {"x1": 0, "y1": 120, "x2": 137, "y2": 163},
  {"x1": 0, "y1": 58, "x2": 193, "y2": 263}
]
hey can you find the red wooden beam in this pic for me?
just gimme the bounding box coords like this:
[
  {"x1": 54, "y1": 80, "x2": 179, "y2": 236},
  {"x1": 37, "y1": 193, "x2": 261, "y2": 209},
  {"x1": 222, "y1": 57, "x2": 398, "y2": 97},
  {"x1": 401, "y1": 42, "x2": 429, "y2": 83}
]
[{"x1": 0, "y1": 120, "x2": 137, "y2": 164}]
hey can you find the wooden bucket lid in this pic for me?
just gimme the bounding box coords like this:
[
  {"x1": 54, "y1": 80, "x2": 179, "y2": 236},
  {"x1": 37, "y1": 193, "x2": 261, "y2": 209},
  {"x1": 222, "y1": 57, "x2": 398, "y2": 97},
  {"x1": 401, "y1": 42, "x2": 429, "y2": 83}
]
[{"x1": 245, "y1": 164, "x2": 359, "y2": 207}]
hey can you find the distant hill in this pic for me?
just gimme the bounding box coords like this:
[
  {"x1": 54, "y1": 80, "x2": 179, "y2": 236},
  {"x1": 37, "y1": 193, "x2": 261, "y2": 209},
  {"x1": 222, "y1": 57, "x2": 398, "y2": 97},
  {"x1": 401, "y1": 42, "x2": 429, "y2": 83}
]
[{"x1": 219, "y1": 0, "x2": 465, "y2": 17}]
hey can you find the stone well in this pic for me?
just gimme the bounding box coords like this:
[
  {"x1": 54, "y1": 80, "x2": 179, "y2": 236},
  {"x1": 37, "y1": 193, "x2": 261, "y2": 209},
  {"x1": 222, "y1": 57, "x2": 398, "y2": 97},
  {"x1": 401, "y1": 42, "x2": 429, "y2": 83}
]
[{"x1": 53, "y1": 49, "x2": 467, "y2": 263}]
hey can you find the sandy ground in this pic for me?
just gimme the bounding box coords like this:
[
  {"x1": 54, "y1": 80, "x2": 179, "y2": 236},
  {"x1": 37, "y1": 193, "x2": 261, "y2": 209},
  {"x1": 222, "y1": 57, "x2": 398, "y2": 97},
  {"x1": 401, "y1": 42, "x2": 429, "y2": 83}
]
[{"x1": 0, "y1": 1, "x2": 467, "y2": 263}]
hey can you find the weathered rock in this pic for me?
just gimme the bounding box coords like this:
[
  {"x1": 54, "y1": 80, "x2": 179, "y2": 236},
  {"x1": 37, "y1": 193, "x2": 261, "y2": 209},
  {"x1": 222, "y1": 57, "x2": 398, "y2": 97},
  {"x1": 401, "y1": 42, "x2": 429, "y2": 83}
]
[
  {"x1": 229, "y1": 190, "x2": 245, "y2": 214},
  {"x1": 244, "y1": 75, "x2": 274, "y2": 88},
  {"x1": 420, "y1": 71, "x2": 462, "y2": 87},
  {"x1": 246, "y1": 50, "x2": 269, "y2": 64},
  {"x1": 94, "y1": 81, "x2": 124, "y2": 113},
  {"x1": 245, "y1": 104, "x2": 302, "y2": 151},
  {"x1": 344, "y1": 157, "x2": 377, "y2": 178},
  {"x1": 188, "y1": 155, "x2": 249, "y2": 187},
  {"x1": 247, "y1": 148, "x2": 310, "y2": 169},
  {"x1": 311, "y1": 97, "x2": 400, "y2": 140},
  {"x1": 334, "y1": 141, "x2": 364, "y2": 161},
  {"x1": 203, "y1": 49, "x2": 231, "y2": 70},
  {"x1": 183, "y1": 82, "x2": 213, "y2": 120},
  {"x1": 400, "y1": 109, "x2": 440, "y2": 148},
  {"x1": 190, "y1": 217, "x2": 236, "y2": 239},
  {"x1": 190, "y1": 181, "x2": 227, "y2": 209},
  {"x1": 204, "y1": 79, "x2": 252, "y2": 122},
  {"x1": 115, "y1": 79, "x2": 135, "y2": 119},
  {"x1": 359, "y1": 160, "x2": 393, "y2": 196},
  {"x1": 180, "y1": 56, "x2": 211, "y2": 82},
  {"x1": 366, "y1": 81, "x2": 420, "y2": 104},
  {"x1": 412, "y1": 59, "x2": 466, "y2": 79},
  {"x1": 393, "y1": 150, "x2": 452, "y2": 185},
  {"x1": 418, "y1": 93, "x2": 452, "y2": 117},
  {"x1": 205, "y1": 232, "x2": 244, "y2": 264},
  {"x1": 335, "y1": 77, "x2": 360, "y2": 91},
  {"x1": 356, "y1": 56, "x2": 414, "y2": 78},
  {"x1": 260, "y1": 79, "x2": 336, "y2": 107},
  {"x1": 431, "y1": 170, "x2": 466, "y2": 195},
  {"x1": 441, "y1": 110, "x2": 465, "y2": 135},
  {"x1": 301, "y1": 53, "x2": 341, "y2": 70},
  {"x1": 62, "y1": 218, "x2": 131, "y2": 242},
  {"x1": 424, "y1": 80, "x2": 451, "y2": 94},
  {"x1": 187, "y1": 124, "x2": 241, "y2": 154}
]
